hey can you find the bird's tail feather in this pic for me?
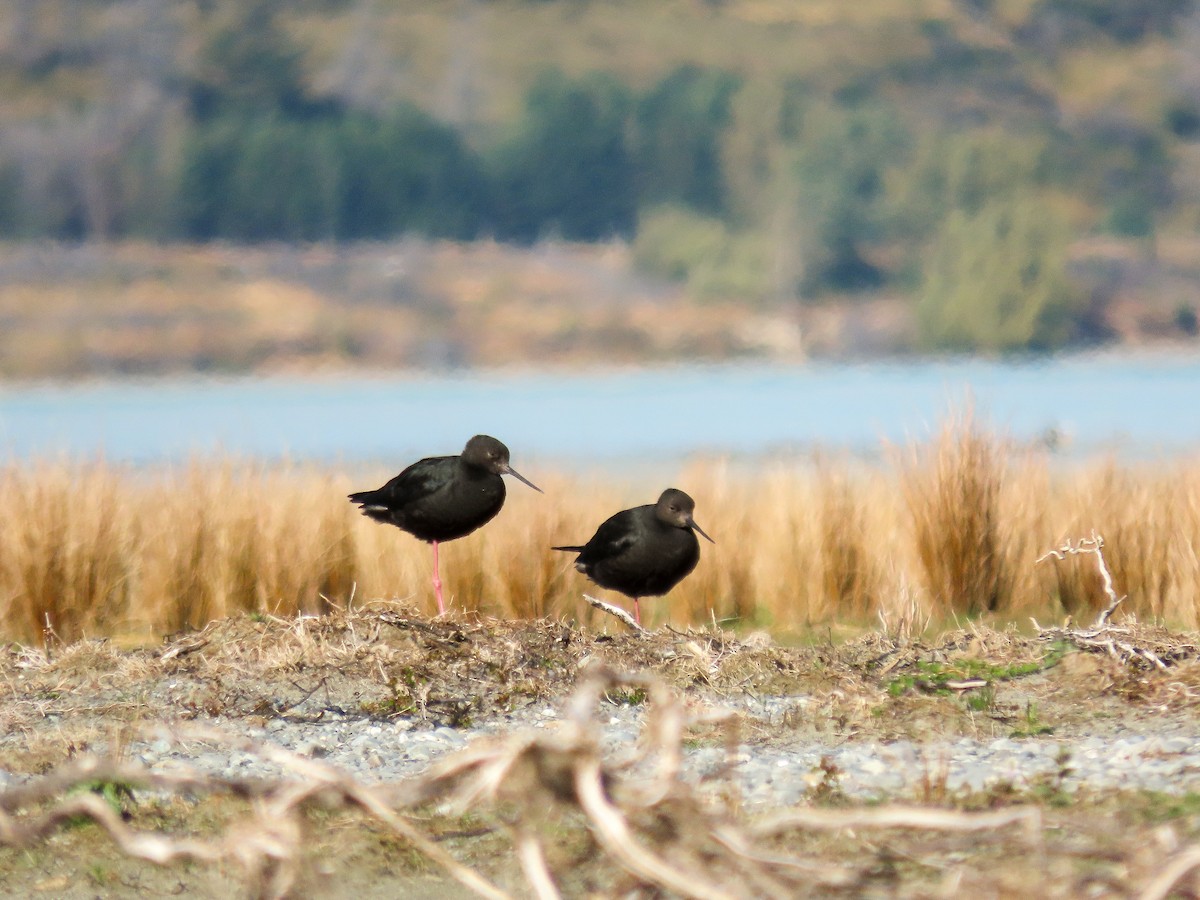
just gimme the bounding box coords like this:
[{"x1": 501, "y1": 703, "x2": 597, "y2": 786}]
[
  {"x1": 348, "y1": 490, "x2": 393, "y2": 522},
  {"x1": 552, "y1": 545, "x2": 584, "y2": 552}
]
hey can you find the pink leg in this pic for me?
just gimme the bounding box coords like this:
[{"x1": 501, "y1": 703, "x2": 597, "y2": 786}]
[
  {"x1": 431, "y1": 540, "x2": 445, "y2": 616},
  {"x1": 633, "y1": 597, "x2": 641, "y2": 627}
]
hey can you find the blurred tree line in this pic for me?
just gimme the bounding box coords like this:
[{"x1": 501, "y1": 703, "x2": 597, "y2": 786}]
[{"x1": 0, "y1": 0, "x2": 1197, "y2": 353}]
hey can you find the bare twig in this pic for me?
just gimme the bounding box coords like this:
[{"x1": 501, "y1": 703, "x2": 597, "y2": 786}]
[
  {"x1": 170, "y1": 724, "x2": 512, "y2": 900},
  {"x1": 1069, "y1": 635, "x2": 1169, "y2": 671},
  {"x1": 515, "y1": 826, "x2": 562, "y2": 900},
  {"x1": 0, "y1": 756, "x2": 272, "y2": 813},
  {"x1": 1036, "y1": 532, "x2": 1124, "y2": 630},
  {"x1": 1033, "y1": 533, "x2": 1175, "y2": 670},
  {"x1": 583, "y1": 594, "x2": 646, "y2": 633},
  {"x1": 752, "y1": 805, "x2": 1042, "y2": 844},
  {"x1": 711, "y1": 825, "x2": 857, "y2": 890},
  {"x1": 943, "y1": 679, "x2": 989, "y2": 691},
  {"x1": 1139, "y1": 844, "x2": 1200, "y2": 900},
  {"x1": 158, "y1": 620, "x2": 220, "y2": 660},
  {"x1": 0, "y1": 792, "x2": 221, "y2": 864},
  {"x1": 573, "y1": 755, "x2": 734, "y2": 900}
]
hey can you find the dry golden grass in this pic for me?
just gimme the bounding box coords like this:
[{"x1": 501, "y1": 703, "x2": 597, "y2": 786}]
[
  {"x1": 898, "y1": 413, "x2": 1010, "y2": 618},
  {"x1": 2, "y1": 422, "x2": 1200, "y2": 643}
]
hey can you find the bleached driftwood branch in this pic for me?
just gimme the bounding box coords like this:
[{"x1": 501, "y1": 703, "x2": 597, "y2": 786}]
[
  {"x1": 1034, "y1": 532, "x2": 1168, "y2": 670},
  {"x1": 1035, "y1": 532, "x2": 1124, "y2": 630},
  {"x1": 583, "y1": 593, "x2": 646, "y2": 634},
  {"x1": 1139, "y1": 844, "x2": 1200, "y2": 900},
  {"x1": 752, "y1": 805, "x2": 1042, "y2": 843}
]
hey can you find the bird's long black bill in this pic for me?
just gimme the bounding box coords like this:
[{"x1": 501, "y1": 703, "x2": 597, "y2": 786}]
[
  {"x1": 503, "y1": 465, "x2": 544, "y2": 493},
  {"x1": 690, "y1": 518, "x2": 716, "y2": 544}
]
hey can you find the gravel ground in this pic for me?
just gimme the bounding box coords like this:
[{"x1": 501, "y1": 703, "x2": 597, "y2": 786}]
[
  {"x1": 105, "y1": 692, "x2": 1200, "y2": 808},
  {"x1": 4, "y1": 615, "x2": 1199, "y2": 812}
]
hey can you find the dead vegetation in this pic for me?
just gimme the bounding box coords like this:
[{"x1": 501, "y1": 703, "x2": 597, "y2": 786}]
[
  {"x1": 0, "y1": 608, "x2": 840, "y2": 758},
  {"x1": 0, "y1": 666, "x2": 1038, "y2": 898},
  {"x1": 1035, "y1": 533, "x2": 1200, "y2": 674},
  {"x1": 3, "y1": 630, "x2": 1200, "y2": 898},
  {"x1": 3, "y1": 418, "x2": 1200, "y2": 644},
  {"x1": 898, "y1": 414, "x2": 1010, "y2": 617},
  {"x1": 1, "y1": 486, "x2": 1199, "y2": 894},
  {"x1": 3, "y1": 604, "x2": 1200, "y2": 766}
]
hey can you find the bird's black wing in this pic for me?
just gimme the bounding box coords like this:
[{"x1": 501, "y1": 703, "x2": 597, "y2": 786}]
[
  {"x1": 573, "y1": 508, "x2": 642, "y2": 565},
  {"x1": 350, "y1": 455, "x2": 447, "y2": 508},
  {"x1": 381, "y1": 456, "x2": 449, "y2": 501}
]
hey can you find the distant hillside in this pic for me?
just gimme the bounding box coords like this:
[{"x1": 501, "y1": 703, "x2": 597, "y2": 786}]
[{"x1": 1, "y1": 0, "x2": 1199, "y2": 360}]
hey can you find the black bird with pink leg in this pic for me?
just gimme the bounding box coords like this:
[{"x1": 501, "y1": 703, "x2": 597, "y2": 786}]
[
  {"x1": 349, "y1": 435, "x2": 542, "y2": 615},
  {"x1": 554, "y1": 488, "x2": 714, "y2": 627}
]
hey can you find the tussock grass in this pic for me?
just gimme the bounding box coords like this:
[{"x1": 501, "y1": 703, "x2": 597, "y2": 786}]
[
  {"x1": 898, "y1": 414, "x2": 1010, "y2": 618},
  {"x1": 2, "y1": 425, "x2": 1200, "y2": 643}
]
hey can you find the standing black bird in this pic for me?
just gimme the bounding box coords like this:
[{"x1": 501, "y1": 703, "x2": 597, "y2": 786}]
[
  {"x1": 553, "y1": 488, "x2": 714, "y2": 626},
  {"x1": 348, "y1": 435, "x2": 542, "y2": 614}
]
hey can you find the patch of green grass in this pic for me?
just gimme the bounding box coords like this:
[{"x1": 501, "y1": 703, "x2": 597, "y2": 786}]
[
  {"x1": 360, "y1": 694, "x2": 417, "y2": 718},
  {"x1": 607, "y1": 687, "x2": 648, "y2": 706},
  {"x1": 66, "y1": 779, "x2": 137, "y2": 828},
  {"x1": 87, "y1": 861, "x2": 115, "y2": 886},
  {"x1": 886, "y1": 642, "x2": 1070, "y2": 697},
  {"x1": 361, "y1": 667, "x2": 425, "y2": 719},
  {"x1": 964, "y1": 683, "x2": 997, "y2": 712},
  {"x1": 1129, "y1": 791, "x2": 1200, "y2": 824},
  {"x1": 1025, "y1": 747, "x2": 1074, "y2": 805},
  {"x1": 1010, "y1": 701, "x2": 1053, "y2": 738}
]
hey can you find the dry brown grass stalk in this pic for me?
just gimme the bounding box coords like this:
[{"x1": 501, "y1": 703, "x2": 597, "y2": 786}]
[
  {"x1": 816, "y1": 463, "x2": 884, "y2": 621},
  {"x1": 3, "y1": 422, "x2": 1200, "y2": 642},
  {"x1": 897, "y1": 412, "x2": 1010, "y2": 617}
]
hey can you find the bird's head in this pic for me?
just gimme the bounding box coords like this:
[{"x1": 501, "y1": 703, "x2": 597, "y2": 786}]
[
  {"x1": 655, "y1": 488, "x2": 714, "y2": 543},
  {"x1": 463, "y1": 435, "x2": 543, "y2": 493}
]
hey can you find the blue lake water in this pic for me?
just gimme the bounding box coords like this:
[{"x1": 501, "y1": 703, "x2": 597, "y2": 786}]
[{"x1": 0, "y1": 356, "x2": 1198, "y2": 469}]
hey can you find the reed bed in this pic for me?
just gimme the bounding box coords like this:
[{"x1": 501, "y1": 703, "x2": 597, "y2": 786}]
[{"x1": 2, "y1": 422, "x2": 1200, "y2": 643}]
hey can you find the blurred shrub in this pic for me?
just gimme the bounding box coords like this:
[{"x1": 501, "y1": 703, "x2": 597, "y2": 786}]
[
  {"x1": 791, "y1": 101, "x2": 910, "y2": 295},
  {"x1": 1166, "y1": 99, "x2": 1200, "y2": 140},
  {"x1": 187, "y1": 0, "x2": 315, "y2": 120},
  {"x1": 916, "y1": 193, "x2": 1082, "y2": 352},
  {"x1": 487, "y1": 70, "x2": 636, "y2": 242},
  {"x1": 1023, "y1": 0, "x2": 1194, "y2": 45},
  {"x1": 0, "y1": 160, "x2": 25, "y2": 236},
  {"x1": 332, "y1": 108, "x2": 486, "y2": 240},
  {"x1": 633, "y1": 65, "x2": 741, "y2": 216},
  {"x1": 179, "y1": 115, "x2": 339, "y2": 241},
  {"x1": 632, "y1": 205, "x2": 772, "y2": 302},
  {"x1": 1056, "y1": 116, "x2": 1172, "y2": 237},
  {"x1": 177, "y1": 106, "x2": 485, "y2": 241},
  {"x1": 633, "y1": 205, "x2": 727, "y2": 281},
  {"x1": 887, "y1": 128, "x2": 1052, "y2": 247},
  {"x1": 718, "y1": 77, "x2": 804, "y2": 227},
  {"x1": 1176, "y1": 303, "x2": 1199, "y2": 336}
]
